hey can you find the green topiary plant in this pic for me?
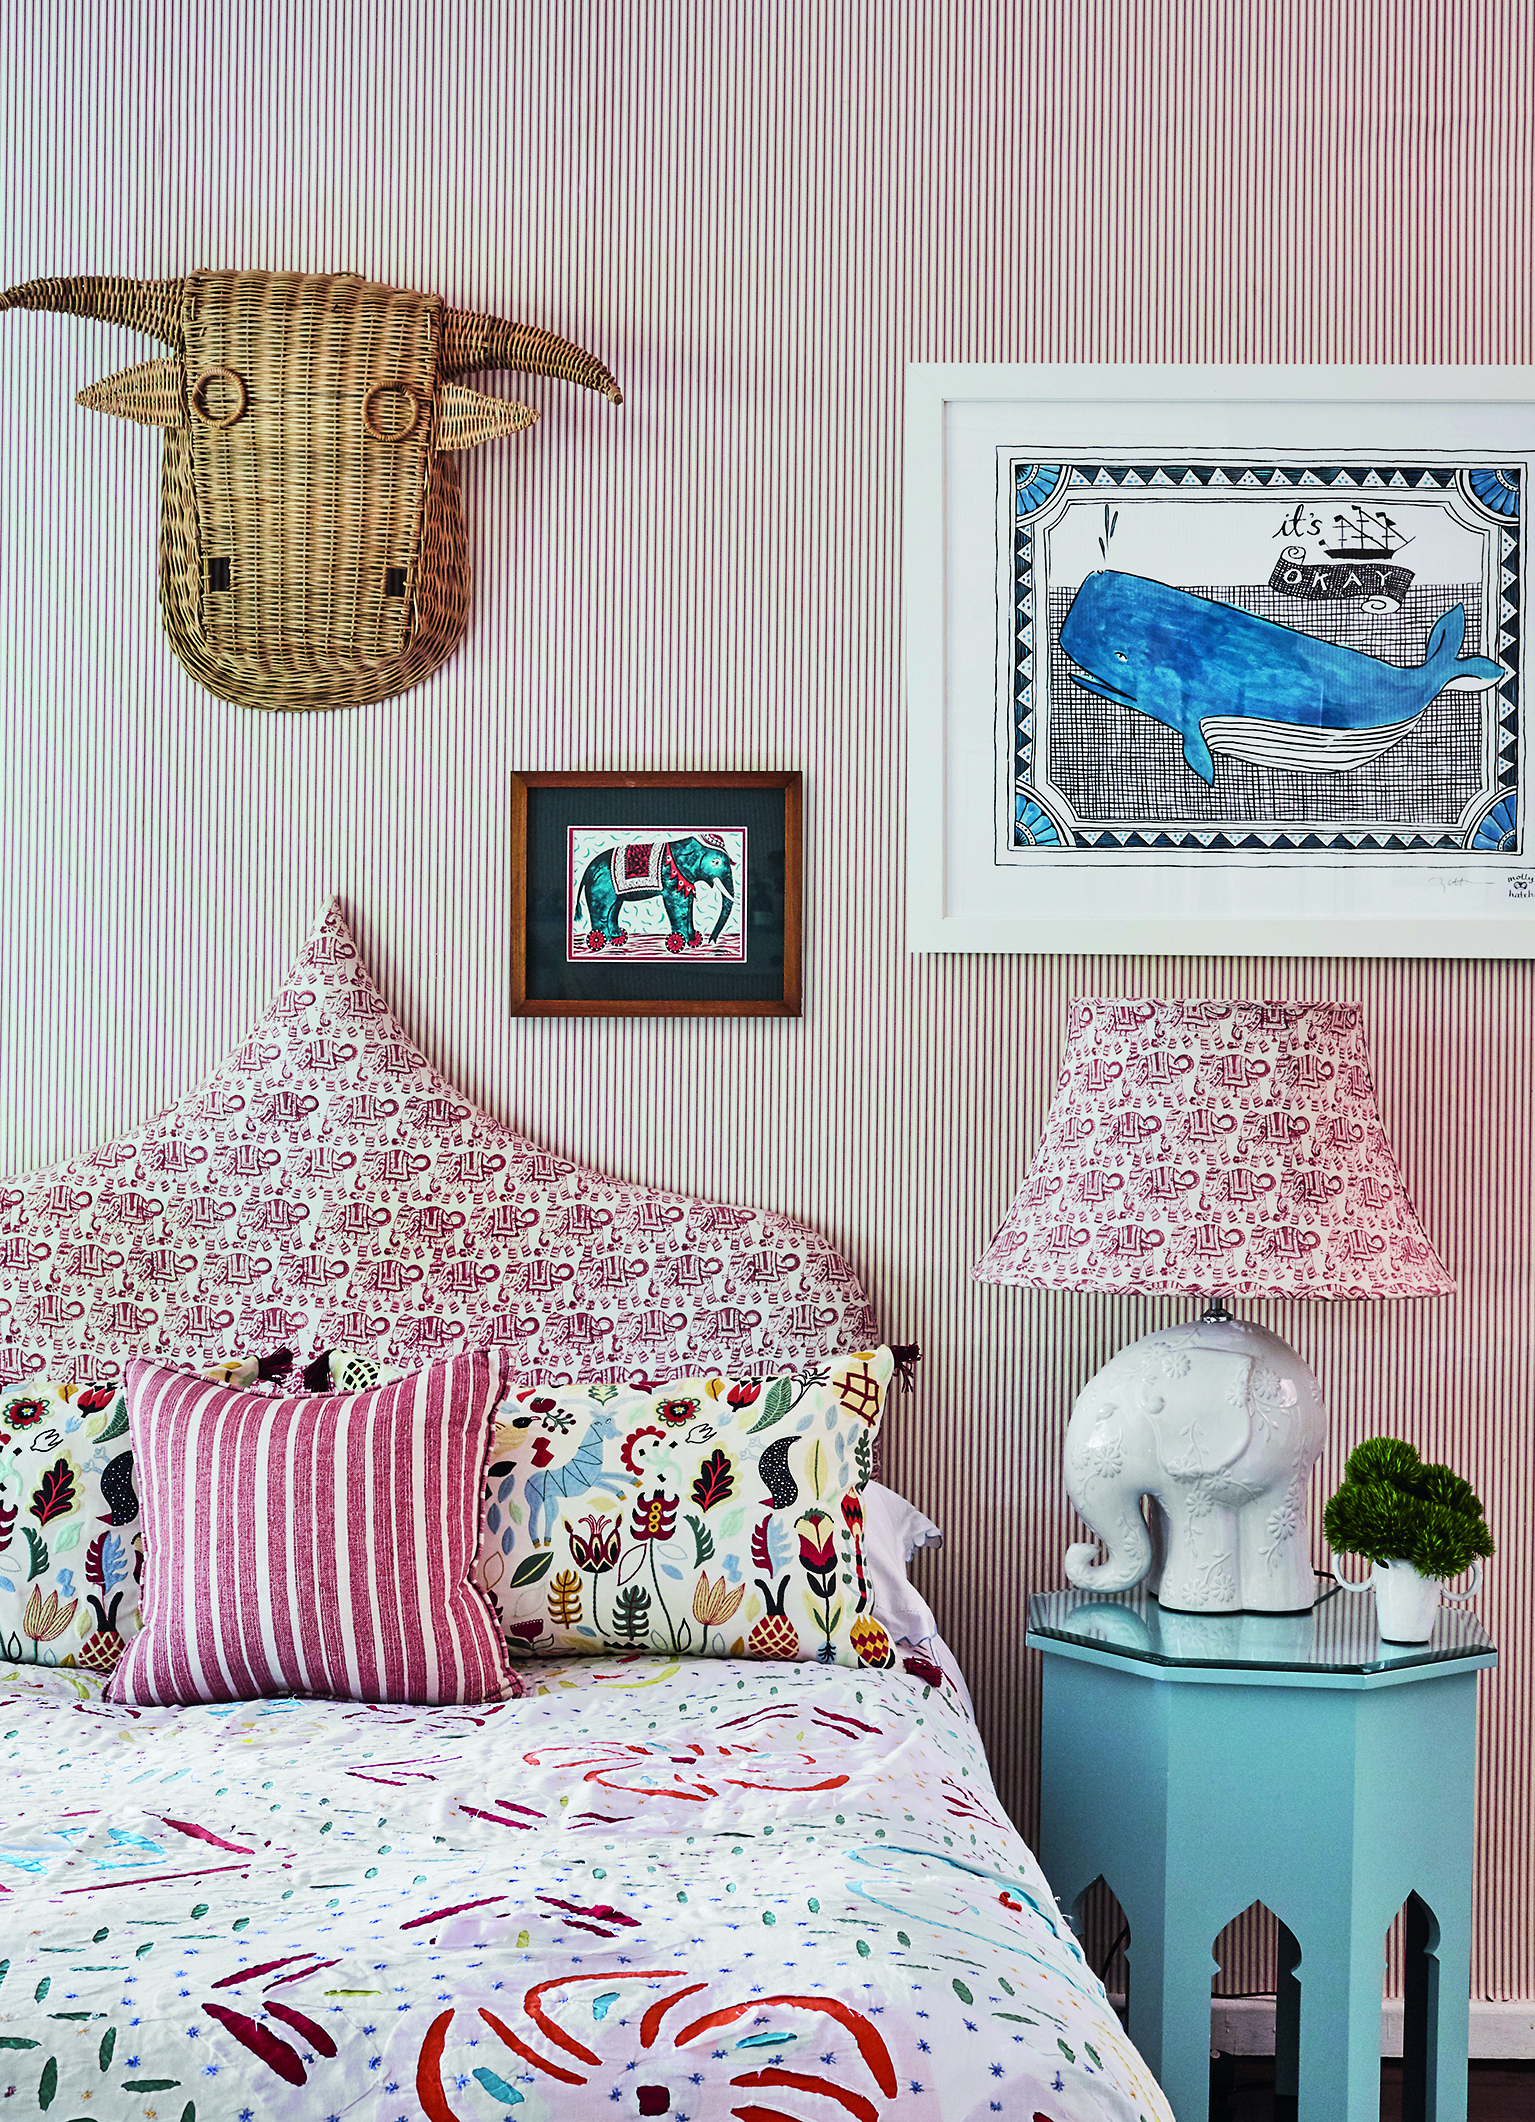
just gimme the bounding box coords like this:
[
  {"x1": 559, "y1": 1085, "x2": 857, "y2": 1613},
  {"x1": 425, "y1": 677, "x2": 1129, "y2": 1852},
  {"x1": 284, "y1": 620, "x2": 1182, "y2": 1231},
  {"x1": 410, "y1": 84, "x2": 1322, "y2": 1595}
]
[{"x1": 1324, "y1": 1437, "x2": 1495, "y2": 1582}]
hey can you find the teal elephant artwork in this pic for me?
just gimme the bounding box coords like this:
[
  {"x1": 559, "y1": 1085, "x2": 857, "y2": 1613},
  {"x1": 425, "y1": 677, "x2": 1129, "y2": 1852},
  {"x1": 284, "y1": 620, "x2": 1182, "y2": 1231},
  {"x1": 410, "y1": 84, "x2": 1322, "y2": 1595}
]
[{"x1": 566, "y1": 826, "x2": 746, "y2": 960}]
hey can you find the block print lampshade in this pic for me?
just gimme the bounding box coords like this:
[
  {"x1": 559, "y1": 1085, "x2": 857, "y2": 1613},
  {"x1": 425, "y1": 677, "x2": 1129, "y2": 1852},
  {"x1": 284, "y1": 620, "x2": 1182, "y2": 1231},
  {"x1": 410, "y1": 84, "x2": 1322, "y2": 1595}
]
[
  {"x1": 974, "y1": 998, "x2": 1453, "y2": 1614},
  {"x1": 974, "y1": 998, "x2": 1452, "y2": 1301}
]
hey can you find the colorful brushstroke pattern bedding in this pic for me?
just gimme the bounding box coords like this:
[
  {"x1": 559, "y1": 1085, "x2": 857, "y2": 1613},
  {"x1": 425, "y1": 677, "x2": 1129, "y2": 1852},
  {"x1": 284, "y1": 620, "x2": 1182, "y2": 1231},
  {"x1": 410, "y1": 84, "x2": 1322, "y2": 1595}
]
[{"x1": 0, "y1": 1655, "x2": 1170, "y2": 2122}]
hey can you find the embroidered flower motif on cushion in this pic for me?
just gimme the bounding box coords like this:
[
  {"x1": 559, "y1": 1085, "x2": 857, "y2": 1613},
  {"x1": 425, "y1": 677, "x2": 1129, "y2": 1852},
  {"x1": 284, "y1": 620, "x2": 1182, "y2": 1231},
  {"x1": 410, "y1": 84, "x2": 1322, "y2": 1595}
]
[
  {"x1": 630, "y1": 1491, "x2": 678, "y2": 1543},
  {"x1": 567, "y1": 1513, "x2": 621, "y2": 1573},
  {"x1": 691, "y1": 1573, "x2": 747, "y2": 1628},
  {"x1": 475, "y1": 1350, "x2": 897, "y2": 1667},
  {"x1": 23, "y1": 1585, "x2": 77, "y2": 1645},
  {"x1": 0, "y1": 1379, "x2": 142, "y2": 1673}
]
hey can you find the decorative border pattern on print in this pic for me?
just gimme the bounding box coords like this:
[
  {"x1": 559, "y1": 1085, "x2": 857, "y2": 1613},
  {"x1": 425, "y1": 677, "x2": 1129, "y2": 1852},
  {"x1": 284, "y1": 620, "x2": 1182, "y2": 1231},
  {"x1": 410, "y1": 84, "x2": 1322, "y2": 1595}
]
[{"x1": 1009, "y1": 460, "x2": 1521, "y2": 856}]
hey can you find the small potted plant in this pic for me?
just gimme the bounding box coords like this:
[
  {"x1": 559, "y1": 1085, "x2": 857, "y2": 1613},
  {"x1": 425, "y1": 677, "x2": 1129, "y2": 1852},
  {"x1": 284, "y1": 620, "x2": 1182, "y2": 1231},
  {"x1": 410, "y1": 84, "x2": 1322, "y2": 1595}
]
[{"x1": 1324, "y1": 1438, "x2": 1494, "y2": 1643}]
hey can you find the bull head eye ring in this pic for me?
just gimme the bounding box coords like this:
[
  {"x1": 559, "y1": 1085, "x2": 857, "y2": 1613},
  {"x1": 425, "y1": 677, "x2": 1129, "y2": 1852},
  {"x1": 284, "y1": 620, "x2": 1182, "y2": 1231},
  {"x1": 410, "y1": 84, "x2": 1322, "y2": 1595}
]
[
  {"x1": 363, "y1": 378, "x2": 426, "y2": 443},
  {"x1": 190, "y1": 366, "x2": 249, "y2": 428}
]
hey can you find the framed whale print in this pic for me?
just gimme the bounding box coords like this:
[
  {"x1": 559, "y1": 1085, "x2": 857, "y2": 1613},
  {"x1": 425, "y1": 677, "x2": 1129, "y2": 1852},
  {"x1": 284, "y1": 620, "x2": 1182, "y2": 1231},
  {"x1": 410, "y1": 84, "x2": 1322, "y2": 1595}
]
[
  {"x1": 511, "y1": 771, "x2": 802, "y2": 1015},
  {"x1": 906, "y1": 365, "x2": 1535, "y2": 954}
]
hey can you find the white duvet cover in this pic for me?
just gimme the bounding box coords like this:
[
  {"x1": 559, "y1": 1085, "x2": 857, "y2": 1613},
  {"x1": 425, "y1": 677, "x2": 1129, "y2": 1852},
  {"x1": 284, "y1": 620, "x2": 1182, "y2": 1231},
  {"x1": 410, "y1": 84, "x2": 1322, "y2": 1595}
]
[{"x1": 0, "y1": 1653, "x2": 1170, "y2": 2122}]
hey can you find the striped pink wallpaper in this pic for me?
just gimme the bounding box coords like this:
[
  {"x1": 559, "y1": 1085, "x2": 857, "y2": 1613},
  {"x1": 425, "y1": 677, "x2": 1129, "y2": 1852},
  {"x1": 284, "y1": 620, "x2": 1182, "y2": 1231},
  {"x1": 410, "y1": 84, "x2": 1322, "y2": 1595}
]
[{"x1": 0, "y1": 0, "x2": 1530, "y2": 2009}]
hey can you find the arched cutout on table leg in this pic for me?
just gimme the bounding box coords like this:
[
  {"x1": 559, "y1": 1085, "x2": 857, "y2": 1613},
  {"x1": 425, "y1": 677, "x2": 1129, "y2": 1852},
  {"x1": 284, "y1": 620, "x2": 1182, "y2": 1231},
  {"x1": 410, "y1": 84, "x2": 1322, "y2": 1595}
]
[
  {"x1": 1211, "y1": 1898, "x2": 1281, "y2": 2000},
  {"x1": 1399, "y1": 1891, "x2": 1441, "y2": 2122},
  {"x1": 1210, "y1": 1900, "x2": 1296, "y2": 2105},
  {"x1": 1069, "y1": 1875, "x2": 1131, "y2": 2018}
]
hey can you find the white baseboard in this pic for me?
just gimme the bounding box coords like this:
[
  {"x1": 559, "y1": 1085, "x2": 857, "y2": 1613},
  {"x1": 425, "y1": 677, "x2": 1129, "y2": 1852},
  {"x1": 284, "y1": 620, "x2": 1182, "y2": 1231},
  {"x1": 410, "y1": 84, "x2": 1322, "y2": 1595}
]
[
  {"x1": 1105, "y1": 1995, "x2": 1535, "y2": 2060},
  {"x1": 1208, "y1": 1996, "x2": 1535, "y2": 2061}
]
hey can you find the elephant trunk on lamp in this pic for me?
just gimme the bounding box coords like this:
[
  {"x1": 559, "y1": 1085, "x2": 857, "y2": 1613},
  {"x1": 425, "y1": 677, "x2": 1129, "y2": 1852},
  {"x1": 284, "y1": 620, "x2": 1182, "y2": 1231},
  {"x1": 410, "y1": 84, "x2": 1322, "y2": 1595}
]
[
  {"x1": 974, "y1": 999, "x2": 1454, "y2": 1618},
  {"x1": 1061, "y1": 1310, "x2": 1326, "y2": 1615}
]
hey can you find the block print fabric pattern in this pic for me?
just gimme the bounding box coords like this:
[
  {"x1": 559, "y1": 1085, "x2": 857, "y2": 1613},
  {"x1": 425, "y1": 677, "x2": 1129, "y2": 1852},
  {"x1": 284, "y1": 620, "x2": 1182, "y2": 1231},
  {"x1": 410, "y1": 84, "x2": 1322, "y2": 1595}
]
[
  {"x1": 974, "y1": 996, "x2": 1454, "y2": 1299},
  {"x1": 478, "y1": 1350, "x2": 899, "y2": 1669},
  {"x1": 0, "y1": 1652, "x2": 1173, "y2": 2122},
  {"x1": 0, "y1": 898, "x2": 877, "y2": 1387},
  {"x1": 106, "y1": 1351, "x2": 517, "y2": 1708},
  {"x1": 0, "y1": 1378, "x2": 141, "y2": 1671}
]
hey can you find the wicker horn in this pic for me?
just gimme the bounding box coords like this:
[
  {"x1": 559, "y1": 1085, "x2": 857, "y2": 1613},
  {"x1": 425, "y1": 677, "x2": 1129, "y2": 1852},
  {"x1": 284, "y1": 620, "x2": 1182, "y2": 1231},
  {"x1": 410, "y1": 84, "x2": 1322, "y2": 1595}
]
[
  {"x1": 440, "y1": 308, "x2": 622, "y2": 403},
  {"x1": 0, "y1": 275, "x2": 184, "y2": 347},
  {"x1": 77, "y1": 357, "x2": 185, "y2": 430}
]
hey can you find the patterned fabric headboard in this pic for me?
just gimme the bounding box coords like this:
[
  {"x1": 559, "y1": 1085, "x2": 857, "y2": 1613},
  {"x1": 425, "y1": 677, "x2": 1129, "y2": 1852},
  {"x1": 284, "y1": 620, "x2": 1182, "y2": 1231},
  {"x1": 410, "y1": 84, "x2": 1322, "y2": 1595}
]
[{"x1": 0, "y1": 903, "x2": 878, "y2": 1383}]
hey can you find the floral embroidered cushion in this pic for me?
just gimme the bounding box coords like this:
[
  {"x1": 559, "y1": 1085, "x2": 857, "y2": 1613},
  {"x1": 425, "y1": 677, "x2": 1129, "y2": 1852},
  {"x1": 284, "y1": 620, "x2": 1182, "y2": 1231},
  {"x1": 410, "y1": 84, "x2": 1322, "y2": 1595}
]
[
  {"x1": 0, "y1": 1379, "x2": 142, "y2": 1672},
  {"x1": 317, "y1": 1350, "x2": 392, "y2": 1392},
  {"x1": 105, "y1": 1350, "x2": 518, "y2": 1708},
  {"x1": 476, "y1": 1348, "x2": 899, "y2": 1668},
  {"x1": 199, "y1": 1348, "x2": 300, "y2": 1392}
]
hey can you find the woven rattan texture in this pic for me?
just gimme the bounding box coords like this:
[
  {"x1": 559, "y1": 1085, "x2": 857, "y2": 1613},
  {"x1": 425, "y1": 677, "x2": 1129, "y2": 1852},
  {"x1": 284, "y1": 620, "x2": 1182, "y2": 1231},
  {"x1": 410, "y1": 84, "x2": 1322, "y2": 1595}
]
[
  {"x1": 0, "y1": 267, "x2": 621, "y2": 712},
  {"x1": 77, "y1": 356, "x2": 183, "y2": 427},
  {"x1": 185, "y1": 273, "x2": 438, "y2": 680}
]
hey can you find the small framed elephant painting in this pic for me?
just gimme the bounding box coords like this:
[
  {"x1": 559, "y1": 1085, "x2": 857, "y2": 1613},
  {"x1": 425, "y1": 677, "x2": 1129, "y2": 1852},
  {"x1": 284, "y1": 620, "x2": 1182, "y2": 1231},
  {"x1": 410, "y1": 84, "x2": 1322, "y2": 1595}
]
[{"x1": 510, "y1": 772, "x2": 802, "y2": 1016}]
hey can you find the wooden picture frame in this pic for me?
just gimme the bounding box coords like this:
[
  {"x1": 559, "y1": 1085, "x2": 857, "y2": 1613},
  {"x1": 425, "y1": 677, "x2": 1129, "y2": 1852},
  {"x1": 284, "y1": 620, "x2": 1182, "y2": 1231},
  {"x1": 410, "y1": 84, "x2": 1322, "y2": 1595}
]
[{"x1": 511, "y1": 771, "x2": 803, "y2": 1016}]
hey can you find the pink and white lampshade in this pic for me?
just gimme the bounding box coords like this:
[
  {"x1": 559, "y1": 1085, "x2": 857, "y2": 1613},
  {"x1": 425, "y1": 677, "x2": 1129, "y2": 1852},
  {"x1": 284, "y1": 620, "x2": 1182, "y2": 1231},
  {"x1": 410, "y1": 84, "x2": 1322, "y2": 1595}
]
[{"x1": 975, "y1": 999, "x2": 1453, "y2": 1615}]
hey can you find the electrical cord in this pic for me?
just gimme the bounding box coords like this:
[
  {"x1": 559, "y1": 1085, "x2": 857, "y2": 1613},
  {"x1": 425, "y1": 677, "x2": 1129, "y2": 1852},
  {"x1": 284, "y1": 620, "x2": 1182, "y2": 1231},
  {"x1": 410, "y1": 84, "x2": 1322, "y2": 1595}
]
[{"x1": 1097, "y1": 1925, "x2": 1130, "y2": 1981}]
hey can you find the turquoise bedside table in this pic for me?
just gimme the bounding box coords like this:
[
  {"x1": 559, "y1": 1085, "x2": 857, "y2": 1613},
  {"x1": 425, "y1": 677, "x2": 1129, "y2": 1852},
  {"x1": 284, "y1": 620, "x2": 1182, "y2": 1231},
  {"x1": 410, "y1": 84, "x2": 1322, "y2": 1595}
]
[{"x1": 1026, "y1": 1587, "x2": 1497, "y2": 2122}]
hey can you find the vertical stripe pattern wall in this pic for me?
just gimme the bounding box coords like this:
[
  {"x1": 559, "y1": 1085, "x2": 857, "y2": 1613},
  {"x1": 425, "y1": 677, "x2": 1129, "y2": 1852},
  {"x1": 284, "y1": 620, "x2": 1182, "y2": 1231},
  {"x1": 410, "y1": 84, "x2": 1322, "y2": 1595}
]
[{"x1": 1, "y1": 0, "x2": 1531, "y2": 2004}]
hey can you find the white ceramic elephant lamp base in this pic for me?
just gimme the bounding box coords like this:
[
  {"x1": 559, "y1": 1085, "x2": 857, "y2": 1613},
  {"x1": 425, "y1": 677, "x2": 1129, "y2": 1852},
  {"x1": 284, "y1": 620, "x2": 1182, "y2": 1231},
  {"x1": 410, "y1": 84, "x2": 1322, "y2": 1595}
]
[{"x1": 1062, "y1": 1313, "x2": 1328, "y2": 1615}]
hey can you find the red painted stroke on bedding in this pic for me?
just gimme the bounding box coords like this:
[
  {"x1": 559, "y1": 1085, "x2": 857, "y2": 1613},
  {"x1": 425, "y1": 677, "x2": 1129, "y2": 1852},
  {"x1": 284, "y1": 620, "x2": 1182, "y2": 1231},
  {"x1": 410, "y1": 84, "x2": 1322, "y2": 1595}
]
[
  {"x1": 263, "y1": 1959, "x2": 341, "y2": 1989},
  {"x1": 522, "y1": 1737, "x2": 849, "y2": 1800},
  {"x1": 536, "y1": 1892, "x2": 641, "y2": 1929},
  {"x1": 477, "y1": 2007, "x2": 587, "y2": 2084},
  {"x1": 731, "y1": 2068, "x2": 879, "y2": 2122},
  {"x1": 640, "y1": 1981, "x2": 709, "y2": 2047},
  {"x1": 61, "y1": 1859, "x2": 251, "y2": 1894},
  {"x1": 410, "y1": 1974, "x2": 911, "y2": 2118},
  {"x1": 715, "y1": 1702, "x2": 883, "y2": 1738},
  {"x1": 211, "y1": 1954, "x2": 309, "y2": 1989},
  {"x1": 400, "y1": 1893, "x2": 506, "y2": 1930},
  {"x1": 201, "y1": 2001, "x2": 307, "y2": 2085},
  {"x1": 345, "y1": 1752, "x2": 465, "y2": 1785},
  {"x1": 415, "y1": 2010, "x2": 462, "y2": 2120},
  {"x1": 675, "y1": 1995, "x2": 898, "y2": 2098},
  {"x1": 265, "y1": 1998, "x2": 338, "y2": 2057},
  {"x1": 809, "y1": 1705, "x2": 886, "y2": 1738},
  {"x1": 160, "y1": 1815, "x2": 256, "y2": 1853},
  {"x1": 526, "y1": 1970, "x2": 689, "y2": 2066}
]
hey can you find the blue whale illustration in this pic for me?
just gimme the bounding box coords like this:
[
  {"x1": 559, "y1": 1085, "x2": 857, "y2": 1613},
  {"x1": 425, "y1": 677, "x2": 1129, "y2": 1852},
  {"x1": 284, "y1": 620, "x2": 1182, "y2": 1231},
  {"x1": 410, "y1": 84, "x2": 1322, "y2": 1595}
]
[{"x1": 1059, "y1": 570, "x2": 1503, "y2": 785}]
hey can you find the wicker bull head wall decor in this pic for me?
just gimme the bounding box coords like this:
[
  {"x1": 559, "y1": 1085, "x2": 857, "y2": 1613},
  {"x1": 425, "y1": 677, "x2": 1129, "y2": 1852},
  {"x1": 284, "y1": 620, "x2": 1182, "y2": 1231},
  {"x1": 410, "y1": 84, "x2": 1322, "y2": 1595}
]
[{"x1": 0, "y1": 269, "x2": 621, "y2": 711}]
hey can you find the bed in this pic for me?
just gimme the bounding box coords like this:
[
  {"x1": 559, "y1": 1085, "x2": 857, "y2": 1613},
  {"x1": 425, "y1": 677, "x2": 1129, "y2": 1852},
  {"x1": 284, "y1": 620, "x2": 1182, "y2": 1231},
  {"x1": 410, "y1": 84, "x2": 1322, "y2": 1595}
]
[{"x1": 0, "y1": 905, "x2": 1173, "y2": 2122}]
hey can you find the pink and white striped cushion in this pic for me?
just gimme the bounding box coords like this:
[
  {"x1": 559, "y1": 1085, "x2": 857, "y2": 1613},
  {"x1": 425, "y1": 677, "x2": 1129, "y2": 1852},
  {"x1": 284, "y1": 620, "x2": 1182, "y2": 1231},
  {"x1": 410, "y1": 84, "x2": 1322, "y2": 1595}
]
[{"x1": 105, "y1": 1351, "x2": 517, "y2": 1707}]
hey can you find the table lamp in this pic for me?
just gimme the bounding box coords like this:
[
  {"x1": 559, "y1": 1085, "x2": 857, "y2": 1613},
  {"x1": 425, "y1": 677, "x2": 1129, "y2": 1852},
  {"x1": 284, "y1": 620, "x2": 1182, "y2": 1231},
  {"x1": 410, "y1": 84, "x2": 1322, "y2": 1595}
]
[{"x1": 974, "y1": 999, "x2": 1453, "y2": 1614}]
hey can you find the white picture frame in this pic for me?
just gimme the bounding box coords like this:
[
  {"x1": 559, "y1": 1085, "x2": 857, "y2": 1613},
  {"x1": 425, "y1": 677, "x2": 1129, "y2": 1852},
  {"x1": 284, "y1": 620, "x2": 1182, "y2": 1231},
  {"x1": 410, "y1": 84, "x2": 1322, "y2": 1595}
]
[{"x1": 906, "y1": 364, "x2": 1535, "y2": 955}]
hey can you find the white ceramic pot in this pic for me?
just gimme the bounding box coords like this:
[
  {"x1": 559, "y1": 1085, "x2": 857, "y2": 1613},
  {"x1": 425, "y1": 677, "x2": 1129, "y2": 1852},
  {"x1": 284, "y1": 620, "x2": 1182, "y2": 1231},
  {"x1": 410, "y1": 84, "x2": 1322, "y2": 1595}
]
[{"x1": 1335, "y1": 1556, "x2": 1483, "y2": 1643}]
